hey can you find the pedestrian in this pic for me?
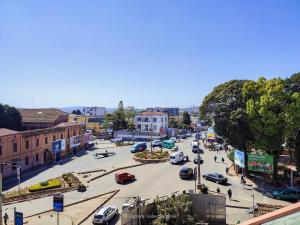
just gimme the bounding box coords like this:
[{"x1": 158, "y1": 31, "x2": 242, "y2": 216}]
[
  {"x1": 217, "y1": 147, "x2": 219, "y2": 153},
  {"x1": 214, "y1": 155, "x2": 217, "y2": 162},
  {"x1": 217, "y1": 187, "x2": 220, "y2": 195},
  {"x1": 3, "y1": 213, "x2": 8, "y2": 225},
  {"x1": 226, "y1": 167, "x2": 229, "y2": 175},
  {"x1": 227, "y1": 188, "x2": 232, "y2": 200},
  {"x1": 222, "y1": 157, "x2": 225, "y2": 163}
]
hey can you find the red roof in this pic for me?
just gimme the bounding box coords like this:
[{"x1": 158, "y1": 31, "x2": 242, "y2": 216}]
[
  {"x1": 18, "y1": 108, "x2": 68, "y2": 123},
  {"x1": 138, "y1": 112, "x2": 167, "y2": 116},
  {"x1": 0, "y1": 128, "x2": 19, "y2": 136}
]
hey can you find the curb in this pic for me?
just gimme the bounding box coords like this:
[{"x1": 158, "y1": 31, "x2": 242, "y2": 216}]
[
  {"x1": 89, "y1": 163, "x2": 146, "y2": 182},
  {"x1": 24, "y1": 190, "x2": 120, "y2": 219},
  {"x1": 78, "y1": 169, "x2": 106, "y2": 175},
  {"x1": 226, "y1": 204, "x2": 250, "y2": 209},
  {"x1": 132, "y1": 155, "x2": 169, "y2": 163},
  {"x1": 77, "y1": 189, "x2": 120, "y2": 225}
]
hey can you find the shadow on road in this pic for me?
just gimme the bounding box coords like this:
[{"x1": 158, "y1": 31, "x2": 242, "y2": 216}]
[{"x1": 109, "y1": 213, "x2": 121, "y2": 225}]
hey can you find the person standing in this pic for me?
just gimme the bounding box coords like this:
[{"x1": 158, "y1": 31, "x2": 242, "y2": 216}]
[
  {"x1": 3, "y1": 213, "x2": 8, "y2": 225},
  {"x1": 227, "y1": 189, "x2": 232, "y2": 200},
  {"x1": 222, "y1": 157, "x2": 225, "y2": 163},
  {"x1": 217, "y1": 187, "x2": 220, "y2": 195},
  {"x1": 214, "y1": 155, "x2": 217, "y2": 162}
]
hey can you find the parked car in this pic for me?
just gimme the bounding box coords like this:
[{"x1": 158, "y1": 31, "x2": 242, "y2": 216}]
[
  {"x1": 151, "y1": 139, "x2": 162, "y2": 147},
  {"x1": 193, "y1": 156, "x2": 203, "y2": 164},
  {"x1": 192, "y1": 145, "x2": 200, "y2": 153},
  {"x1": 122, "y1": 197, "x2": 146, "y2": 210},
  {"x1": 130, "y1": 142, "x2": 147, "y2": 153},
  {"x1": 202, "y1": 173, "x2": 228, "y2": 184},
  {"x1": 186, "y1": 133, "x2": 192, "y2": 137},
  {"x1": 170, "y1": 151, "x2": 188, "y2": 164},
  {"x1": 162, "y1": 140, "x2": 175, "y2": 149},
  {"x1": 111, "y1": 137, "x2": 122, "y2": 143},
  {"x1": 93, "y1": 206, "x2": 118, "y2": 224},
  {"x1": 170, "y1": 137, "x2": 177, "y2": 142},
  {"x1": 191, "y1": 141, "x2": 198, "y2": 147},
  {"x1": 115, "y1": 171, "x2": 135, "y2": 184},
  {"x1": 179, "y1": 166, "x2": 194, "y2": 179},
  {"x1": 272, "y1": 187, "x2": 300, "y2": 201}
]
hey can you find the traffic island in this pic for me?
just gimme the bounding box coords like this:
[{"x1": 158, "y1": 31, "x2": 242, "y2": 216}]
[{"x1": 133, "y1": 150, "x2": 170, "y2": 163}]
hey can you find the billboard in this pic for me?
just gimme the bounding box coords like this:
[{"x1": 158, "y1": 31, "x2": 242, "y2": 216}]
[
  {"x1": 248, "y1": 154, "x2": 274, "y2": 174},
  {"x1": 70, "y1": 136, "x2": 81, "y2": 147},
  {"x1": 52, "y1": 139, "x2": 66, "y2": 153},
  {"x1": 234, "y1": 150, "x2": 245, "y2": 168}
]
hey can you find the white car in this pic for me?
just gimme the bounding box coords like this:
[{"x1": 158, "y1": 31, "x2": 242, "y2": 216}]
[
  {"x1": 170, "y1": 137, "x2": 177, "y2": 142},
  {"x1": 93, "y1": 206, "x2": 118, "y2": 224},
  {"x1": 122, "y1": 197, "x2": 145, "y2": 210},
  {"x1": 191, "y1": 141, "x2": 198, "y2": 147}
]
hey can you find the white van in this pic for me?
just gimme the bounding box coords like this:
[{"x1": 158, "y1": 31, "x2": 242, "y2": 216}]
[{"x1": 170, "y1": 151, "x2": 188, "y2": 164}]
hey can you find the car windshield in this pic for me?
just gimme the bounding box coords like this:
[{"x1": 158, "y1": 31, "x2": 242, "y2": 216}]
[
  {"x1": 94, "y1": 214, "x2": 103, "y2": 219},
  {"x1": 217, "y1": 174, "x2": 224, "y2": 178}
]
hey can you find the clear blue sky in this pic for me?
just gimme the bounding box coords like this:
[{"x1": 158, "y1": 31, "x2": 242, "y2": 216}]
[{"x1": 1, "y1": 0, "x2": 300, "y2": 109}]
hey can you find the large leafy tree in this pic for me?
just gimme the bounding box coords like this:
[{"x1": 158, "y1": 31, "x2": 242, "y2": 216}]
[
  {"x1": 153, "y1": 194, "x2": 194, "y2": 225},
  {"x1": 0, "y1": 104, "x2": 22, "y2": 131},
  {"x1": 112, "y1": 101, "x2": 128, "y2": 131},
  {"x1": 200, "y1": 80, "x2": 253, "y2": 150},
  {"x1": 182, "y1": 111, "x2": 191, "y2": 127},
  {"x1": 284, "y1": 72, "x2": 300, "y2": 172},
  {"x1": 243, "y1": 77, "x2": 286, "y2": 182}
]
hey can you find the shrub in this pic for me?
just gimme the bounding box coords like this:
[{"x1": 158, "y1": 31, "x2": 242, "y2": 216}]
[{"x1": 28, "y1": 179, "x2": 62, "y2": 192}]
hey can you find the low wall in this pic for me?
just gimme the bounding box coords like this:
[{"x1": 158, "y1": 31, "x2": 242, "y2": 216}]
[{"x1": 132, "y1": 155, "x2": 169, "y2": 163}]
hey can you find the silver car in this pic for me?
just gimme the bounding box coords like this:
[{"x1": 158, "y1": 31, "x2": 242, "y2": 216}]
[{"x1": 93, "y1": 206, "x2": 118, "y2": 224}]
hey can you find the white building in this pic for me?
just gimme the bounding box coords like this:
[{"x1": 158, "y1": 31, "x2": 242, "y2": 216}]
[
  {"x1": 134, "y1": 112, "x2": 168, "y2": 134},
  {"x1": 82, "y1": 107, "x2": 106, "y2": 116}
]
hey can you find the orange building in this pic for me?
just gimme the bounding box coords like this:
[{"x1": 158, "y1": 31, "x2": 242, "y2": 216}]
[{"x1": 0, "y1": 122, "x2": 84, "y2": 179}]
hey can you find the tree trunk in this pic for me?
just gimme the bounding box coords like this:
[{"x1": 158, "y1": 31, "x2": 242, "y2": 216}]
[{"x1": 295, "y1": 130, "x2": 300, "y2": 173}]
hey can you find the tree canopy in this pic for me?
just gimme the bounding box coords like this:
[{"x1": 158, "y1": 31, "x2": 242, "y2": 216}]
[
  {"x1": 182, "y1": 111, "x2": 191, "y2": 127},
  {"x1": 0, "y1": 104, "x2": 22, "y2": 131}
]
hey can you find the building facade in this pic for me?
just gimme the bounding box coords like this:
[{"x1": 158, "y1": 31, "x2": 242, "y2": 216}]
[
  {"x1": 134, "y1": 112, "x2": 168, "y2": 134},
  {"x1": 18, "y1": 108, "x2": 69, "y2": 130},
  {"x1": 68, "y1": 114, "x2": 105, "y2": 135},
  {"x1": 82, "y1": 107, "x2": 106, "y2": 116},
  {"x1": 0, "y1": 123, "x2": 84, "y2": 179},
  {"x1": 146, "y1": 107, "x2": 179, "y2": 117}
]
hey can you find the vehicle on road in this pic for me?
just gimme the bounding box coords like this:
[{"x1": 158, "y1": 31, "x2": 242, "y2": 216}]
[
  {"x1": 202, "y1": 173, "x2": 228, "y2": 184},
  {"x1": 111, "y1": 137, "x2": 122, "y2": 143},
  {"x1": 151, "y1": 139, "x2": 162, "y2": 147},
  {"x1": 191, "y1": 141, "x2": 198, "y2": 147},
  {"x1": 170, "y1": 137, "x2": 177, "y2": 142},
  {"x1": 171, "y1": 146, "x2": 179, "y2": 152},
  {"x1": 93, "y1": 205, "x2": 118, "y2": 224},
  {"x1": 162, "y1": 140, "x2": 175, "y2": 149},
  {"x1": 272, "y1": 187, "x2": 300, "y2": 201},
  {"x1": 122, "y1": 197, "x2": 146, "y2": 210},
  {"x1": 115, "y1": 171, "x2": 135, "y2": 184},
  {"x1": 193, "y1": 156, "x2": 203, "y2": 164},
  {"x1": 130, "y1": 142, "x2": 147, "y2": 153},
  {"x1": 192, "y1": 145, "x2": 200, "y2": 153},
  {"x1": 186, "y1": 133, "x2": 192, "y2": 138},
  {"x1": 170, "y1": 151, "x2": 188, "y2": 164},
  {"x1": 179, "y1": 166, "x2": 194, "y2": 179}
]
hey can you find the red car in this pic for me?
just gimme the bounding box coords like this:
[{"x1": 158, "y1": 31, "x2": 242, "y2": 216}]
[{"x1": 115, "y1": 171, "x2": 135, "y2": 184}]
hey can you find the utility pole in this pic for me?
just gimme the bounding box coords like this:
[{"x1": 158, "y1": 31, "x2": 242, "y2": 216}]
[{"x1": 251, "y1": 194, "x2": 255, "y2": 218}]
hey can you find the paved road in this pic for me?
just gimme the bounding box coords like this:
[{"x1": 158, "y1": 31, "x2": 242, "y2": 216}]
[{"x1": 3, "y1": 136, "x2": 290, "y2": 225}]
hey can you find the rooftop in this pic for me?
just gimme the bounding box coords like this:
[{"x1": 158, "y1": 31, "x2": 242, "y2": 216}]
[
  {"x1": 137, "y1": 112, "x2": 167, "y2": 116},
  {"x1": 18, "y1": 108, "x2": 68, "y2": 123},
  {"x1": 0, "y1": 128, "x2": 20, "y2": 136}
]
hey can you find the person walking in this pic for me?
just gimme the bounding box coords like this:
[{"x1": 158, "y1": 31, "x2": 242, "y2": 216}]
[
  {"x1": 3, "y1": 213, "x2": 8, "y2": 225},
  {"x1": 222, "y1": 157, "x2": 225, "y2": 163},
  {"x1": 226, "y1": 167, "x2": 229, "y2": 175},
  {"x1": 216, "y1": 147, "x2": 219, "y2": 153},
  {"x1": 214, "y1": 155, "x2": 217, "y2": 162},
  {"x1": 217, "y1": 187, "x2": 220, "y2": 195},
  {"x1": 227, "y1": 188, "x2": 232, "y2": 200}
]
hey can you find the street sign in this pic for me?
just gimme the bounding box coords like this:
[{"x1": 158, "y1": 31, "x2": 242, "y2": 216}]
[
  {"x1": 15, "y1": 210, "x2": 23, "y2": 225},
  {"x1": 53, "y1": 193, "x2": 64, "y2": 212},
  {"x1": 194, "y1": 167, "x2": 197, "y2": 181}
]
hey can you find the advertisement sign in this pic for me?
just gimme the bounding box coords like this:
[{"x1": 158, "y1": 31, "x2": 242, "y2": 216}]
[
  {"x1": 51, "y1": 139, "x2": 66, "y2": 153},
  {"x1": 53, "y1": 193, "x2": 64, "y2": 212},
  {"x1": 70, "y1": 136, "x2": 81, "y2": 147},
  {"x1": 248, "y1": 154, "x2": 274, "y2": 174},
  {"x1": 234, "y1": 150, "x2": 245, "y2": 168},
  {"x1": 15, "y1": 211, "x2": 23, "y2": 225}
]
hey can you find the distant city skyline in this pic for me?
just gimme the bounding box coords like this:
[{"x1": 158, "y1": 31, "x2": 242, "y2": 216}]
[{"x1": 1, "y1": 1, "x2": 300, "y2": 108}]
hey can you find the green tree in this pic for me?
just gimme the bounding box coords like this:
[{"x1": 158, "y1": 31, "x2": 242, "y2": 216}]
[
  {"x1": 200, "y1": 80, "x2": 253, "y2": 150},
  {"x1": 76, "y1": 109, "x2": 82, "y2": 115},
  {"x1": 0, "y1": 104, "x2": 22, "y2": 131},
  {"x1": 111, "y1": 101, "x2": 128, "y2": 131},
  {"x1": 71, "y1": 110, "x2": 77, "y2": 114},
  {"x1": 182, "y1": 111, "x2": 191, "y2": 127},
  {"x1": 169, "y1": 117, "x2": 180, "y2": 128},
  {"x1": 243, "y1": 77, "x2": 286, "y2": 182},
  {"x1": 153, "y1": 194, "x2": 195, "y2": 225}
]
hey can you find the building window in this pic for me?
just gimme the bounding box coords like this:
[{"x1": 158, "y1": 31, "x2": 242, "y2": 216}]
[
  {"x1": 73, "y1": 131, "x2": 75, "y2": 136},
  {"x1": 0, "y1": 145, "x2": 2, "y2": 155},
  {"x1": 36, "y1": 138, "x2": 39, "y2": 147},
  {"x1": 13, "y1": 143, "x2": 17, "y2": 152},
  {"x1": 161, "y1": 118, "x2": 163, "y2": 122},
  {"x1": 25, "y1": 157, "x2": 29, "y2": 165},
  {"x1": 45, "y1": 137, "x2": 48, "y2": 144},
  {"x1": 137, "y1": 117, "x2": 141, "y2": 122},
  {"x1": 26, "y1": 140, "x2": 29, "y2": 149},
  {"x1": 153, "y1": 125, "x2": 157, "y2": 131},
  {"x1": 53, "y1": 135, "x2": 56, "y2": 141},
  {"x1": 36, "y1": 154, "x2": 39, "y2": 162},
  {"x1": 153, "y1": 117, "x2": 157, "y2": 122},
  {"x1": 144, "y1": 117, "x2": 149, "y2": 122},
  {"x1": 60, "y1": 133, "x2": 63, "y2": 139},
  {"x1": 137, "y1": 125, "x2": 141, "y2": 130}
]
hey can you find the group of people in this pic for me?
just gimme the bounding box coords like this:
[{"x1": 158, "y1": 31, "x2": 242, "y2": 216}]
[{"x1": 214, "y1": 155, "x2": 225, "y2": 163}]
